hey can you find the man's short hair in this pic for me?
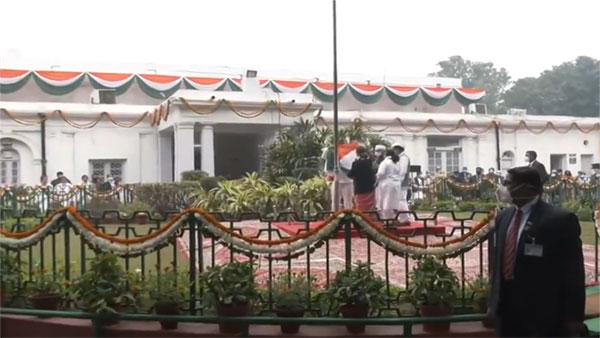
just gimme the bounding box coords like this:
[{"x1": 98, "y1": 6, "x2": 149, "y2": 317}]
[
  {"x1": 507, "y1": 166, "x2": 542, "y2": 192},
  {"x1": 526, "y1": 150, "x2": 537, "y2": 160},
  {"x1": 56, "y1": 171, "x2": 64, "y2": 176}
]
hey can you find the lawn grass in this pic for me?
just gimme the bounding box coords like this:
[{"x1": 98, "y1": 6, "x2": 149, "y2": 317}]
[{"x1": 10, "y1": 223, "x2": 187, "y2": 279}]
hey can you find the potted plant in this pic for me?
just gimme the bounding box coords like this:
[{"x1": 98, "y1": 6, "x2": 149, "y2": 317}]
[
  {"x1": 468, "y1": 275, "x2": 493, "y2": 327},
  {"x1": 69, "y1": 253, "x2": 136, "y2": 326},
  {"x1": 27, "y1": 265, "x2": 63, "y2": 310},
  {"x1": 200, "y1": 261, "x2": 257, "y2": 334},
  {"x1": 271, "y1": 272, "x2": 315, "y2": 334},
  {"x1": 147, "y1": 266, "x2": 189, "y2": 330},
  {"x1": 118, "y1": 201, "x2": 153, "y2": 224},
  {"x1": 322, "y1": 262, "x2": 384, "y2": 333},
  {"x1": 0, "y1": 251, "x2": 21, "y2": 307},
  {"x1": 407, "y1": 255, "x2": 459, "y2": 334}
]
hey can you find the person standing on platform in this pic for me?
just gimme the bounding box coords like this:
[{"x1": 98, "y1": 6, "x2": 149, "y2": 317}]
[
  {"x1": 488, "y1": 166, "x2": 585, "y2": 337},
  {"x1": 321, "y1": 146, "x2": 353, "y2": 210},
  {"x1": 391, "y1": 143, "x2": 411, "y2": 226},
  {"x1": 376, "y1": 149, "x2": 402, "y2": 220},
  {"x1": 347, "y1": 146, "x2": 376, "y2": 213},
  {"x1": 372, "y1": 144, "x2": 387, "y2": 211},
  {"x1": 526, "y1": 150, "x2": 549, "y2": 184}
]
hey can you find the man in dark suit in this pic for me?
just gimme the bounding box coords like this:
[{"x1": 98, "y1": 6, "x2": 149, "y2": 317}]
[
  {"x1": 526, "y1": 150, "x2": 549, "y2": 184},
  {"x1": 488, "y1": 166, "x2": 585, "y2": 337}
]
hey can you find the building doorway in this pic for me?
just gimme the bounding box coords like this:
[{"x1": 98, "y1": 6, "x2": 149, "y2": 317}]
[
  {"x1": 550, "y1": 154, "x2": 566, "y2": 171},
  {"x1": 214, "y1": 133, "x2": 260, "y2": 179},
  {"x1": 581, "y1": 154, "x2": 593, "y2": 174}
]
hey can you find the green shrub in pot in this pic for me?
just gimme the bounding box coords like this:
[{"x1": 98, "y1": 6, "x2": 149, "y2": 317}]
[
  {"x1": 146, "y1": 265, "x2": 190, "y2": 330},
  {"x1": 69, "y1": 253, "x2": 136, "y2": 325},
  {"x1": 407, "y1": 255, "x2": 459, "y2": 334},
  {"x1": 0, "y1": 251, "x2": 21, "y2": 306},
  {"x1": 26, "y1": 264, "x2": 64, "y2": 310},
  {"x1": 200, "y1": 261, "x2": 257, "y2": 334},
  {"x1": 271, "y1": 272, "x2": 315, "y2": 333},
  {"x1": 321, "y1": 262, "x2": 385, "y2": 333}
]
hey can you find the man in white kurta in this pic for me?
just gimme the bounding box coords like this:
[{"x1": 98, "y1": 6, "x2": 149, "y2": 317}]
[
  {"x1": 392, "y1": 143, "x2": 411, "y2": 225},
  {"x1": 321, "y1": 147, "x2": 354, "y2": 210}
]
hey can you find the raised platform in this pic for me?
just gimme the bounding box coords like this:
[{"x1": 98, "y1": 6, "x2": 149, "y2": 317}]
[{"x1": 273, "y1": 220, "x2": 447, "y2": 239}]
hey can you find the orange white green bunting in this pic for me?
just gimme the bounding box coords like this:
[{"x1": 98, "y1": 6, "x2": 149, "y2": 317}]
[
  {"x1": 88, "y1": 72, "x2": 135, "y2": 95},
  {"x1": 136, "y1": 74, "x2": 182, "y2": 99},
  {"x1": 384, "y1": 85, "x2": 420, "y2": 105},
  {"x1": 453, "y1": 88, "x2": 486, "y2": 106},
  {"x1": 420, "y1": 87, "x2": 453, "y2": 106},
  {"x1": 32, "y1": 70, "x2": 86, "y2": 95},
  {"x1": 0, "y1": 69, "x2": 31, "y2": 94},
  {"x1": 310, "y1": 82, "x2": 348, "y2": 102},
  {"x1": 348, "y1": 83, "x2": 384, "y2": 104},
  {"x1": 183, "y1": 77, "x2": 227, "y2": 91},
  {"x1": 270, "y1": 80, "x2": 310, "y2": 93}
]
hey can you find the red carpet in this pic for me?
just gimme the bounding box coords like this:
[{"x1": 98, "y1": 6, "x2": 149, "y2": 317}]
[{"x1": 273, "y1": 220, "x2": 446, "y2": 239}]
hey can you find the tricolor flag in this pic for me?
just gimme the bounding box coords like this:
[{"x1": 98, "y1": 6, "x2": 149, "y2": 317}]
[{"x1": 324, "y1": 143, "x2": 361, "y2": 172}]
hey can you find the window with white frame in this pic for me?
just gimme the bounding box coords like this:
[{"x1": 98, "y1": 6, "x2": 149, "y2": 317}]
[
  {"x1": 427, "y1": 136, "x2": 461, "y2": 174},
  {"x1": 0, "y1": 149, "x2": 20, "y2": 185},
  {"x1": 89, "y1": 160, "x2": 125, "y2": 183},
  {"x1": 568, "y1": 154, "x2": 577, "y2": 165}
]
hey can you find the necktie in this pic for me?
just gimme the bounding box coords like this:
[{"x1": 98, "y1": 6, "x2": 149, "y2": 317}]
[{"x1": 503, "y1": 209, "x2": 523, "y2": 280}]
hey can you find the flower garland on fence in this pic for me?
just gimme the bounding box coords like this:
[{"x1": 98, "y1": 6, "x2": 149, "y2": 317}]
[{"x1": 0, "y1": 207, "x2": 496, "y2": 259}]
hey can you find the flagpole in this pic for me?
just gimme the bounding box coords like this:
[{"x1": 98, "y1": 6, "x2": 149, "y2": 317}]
[{"x1": 332, "y1": 0, "x2": 340, "y2": 211}]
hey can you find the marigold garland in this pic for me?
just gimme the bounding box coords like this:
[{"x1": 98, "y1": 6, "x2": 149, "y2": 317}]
[{"x1": 0, "y1": 208, "x2": 67, "y2": 239}]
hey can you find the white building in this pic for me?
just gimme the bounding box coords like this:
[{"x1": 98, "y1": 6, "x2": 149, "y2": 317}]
[{"x1": 0, "y1": 67, "x2": 598, "y2": 185}]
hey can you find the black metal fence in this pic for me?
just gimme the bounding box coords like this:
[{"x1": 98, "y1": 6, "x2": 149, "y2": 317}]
[{"x1": 1, "y1": 206, "x2": 598, "y2": 316}]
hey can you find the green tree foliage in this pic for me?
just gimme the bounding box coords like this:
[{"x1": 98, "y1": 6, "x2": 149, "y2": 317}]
[
  {"x1": 262, "y1": 119, "x2": 390, "y2": 182},
  {"x1": 503, "y1": 56, "x2": 599, "y2": 117},
  {"x1": 430, "y1": 55, "x2": 510, "y2": 114}
]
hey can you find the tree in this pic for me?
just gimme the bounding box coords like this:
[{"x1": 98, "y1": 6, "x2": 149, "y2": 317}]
[
  {"x1": 430, "y1": 55, "x2": 511, "y2": 114},
  {"x1": 503, "y1": 56, "x2": 599, "y2": 117}
]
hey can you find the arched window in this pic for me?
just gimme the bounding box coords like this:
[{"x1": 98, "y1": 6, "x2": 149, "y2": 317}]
[
  {"x1": 501, "y1": 151, "x2": 515, "y2": 171},
  {"x1": 0, "y1": 149, "x2": 20, "y2": 185}
]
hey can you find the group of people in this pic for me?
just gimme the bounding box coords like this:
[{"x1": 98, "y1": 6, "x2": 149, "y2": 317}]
[
  {"x1": 324, "y1": 143, "x2": 412, "y2": 224},
  {"x1": 39, "y1": 172, "x2": 118, "y2": 192}
]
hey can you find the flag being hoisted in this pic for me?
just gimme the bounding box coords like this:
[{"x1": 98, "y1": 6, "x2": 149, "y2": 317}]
[{"x1": 323, "y1": 143, "x2": 361, "y2": 173}]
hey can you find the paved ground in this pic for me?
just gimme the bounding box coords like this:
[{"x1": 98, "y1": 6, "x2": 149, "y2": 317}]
[{"x1": 177, "y1": 218, "x2": 599, "y2": 287}]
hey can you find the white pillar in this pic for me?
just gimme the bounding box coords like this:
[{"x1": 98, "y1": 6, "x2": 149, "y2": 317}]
[
  {"x1": 461, "y1": 136, "x2": 477, "y2": 172},
  {"x1": 174, "y1": 124, "x2": 194, "y2": 181},
  {"x1": 200, "y1": 124, "x2": 215, "y2": 176},
  {"x1": 412, "y1": 135, "x2": 428, "y2": 173}
]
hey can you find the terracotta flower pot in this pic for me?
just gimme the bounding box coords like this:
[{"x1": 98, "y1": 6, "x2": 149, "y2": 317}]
[
  {"x1": 28, "y1": 293, "x2": 62, "y2": 311},
  {"x1": 215, "y1": 302, "x2": 251, "y2": 334},
  {"x1": 419, "y1": 303, "x2": 453, "y2": 334},
  {"x1": 340, "y1": 304, "x2": 369, "y2": 334},
  {"x1": 155, "y1": 301, "x2": 180, "y2": 330},
  {"x1": 275, "y1": 308, "x2": 304, "y2": 334}
]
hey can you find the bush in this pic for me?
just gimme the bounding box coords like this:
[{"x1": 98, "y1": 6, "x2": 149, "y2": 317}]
[
  {"x1": 118, "y1": 200, "x2": 154, "y2": 217},
  {"x1": 134, "y1": 183, "x2": 197, "y2": 216},
  {"x1": 84, "y1": 198, "x2": 123, "y2": 217},
  {"x1": 181, "y1": 170, "x2": 208, "y2": 181},
  {"x1": 199, "y1": 176, "x2": 221, "y2": 192},
  {"x1": 431, "y1": 200, "x2": 456, "y2": 211}
]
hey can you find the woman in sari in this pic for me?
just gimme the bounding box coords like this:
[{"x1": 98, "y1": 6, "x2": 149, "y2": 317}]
[{"x1": 347, "y1": 146, "x2": 376, "y2": 213}]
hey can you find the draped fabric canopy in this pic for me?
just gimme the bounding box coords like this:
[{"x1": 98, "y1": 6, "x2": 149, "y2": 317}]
[{"x1": 0, "y1": 69, "x2": 486, "y2": 106}]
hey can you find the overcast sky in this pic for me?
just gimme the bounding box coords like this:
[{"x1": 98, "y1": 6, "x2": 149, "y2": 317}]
[{"x1": 1, "y1": 0, "x2": 598, "y2": 82}]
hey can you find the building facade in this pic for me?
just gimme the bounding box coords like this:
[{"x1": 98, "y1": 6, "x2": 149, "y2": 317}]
[{"x1": 0, "y1": 68, "x2": 598, "y2": 185}]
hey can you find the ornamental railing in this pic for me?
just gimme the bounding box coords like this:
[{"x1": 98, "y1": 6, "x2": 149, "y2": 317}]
[
  {"x1": 1, "y1": 177, "x2": 598, "y2": 214},
  {"x1": 412, "y1": 175, "x2": 600, "y2": 205},
  {"x1": 1, "y1": 205, "x2": 598, "y2": 316}
]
